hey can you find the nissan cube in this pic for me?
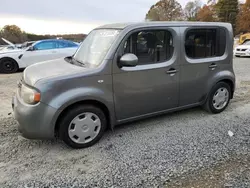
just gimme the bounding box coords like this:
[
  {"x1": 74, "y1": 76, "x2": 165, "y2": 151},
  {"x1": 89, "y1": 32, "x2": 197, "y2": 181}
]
[{"x1": 12, "y1": 22, "x2": 235, "y2": 148}]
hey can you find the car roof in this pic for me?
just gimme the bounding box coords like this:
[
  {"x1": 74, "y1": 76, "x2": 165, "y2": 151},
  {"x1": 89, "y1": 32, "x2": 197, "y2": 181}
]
[
  {"x1": 37, "y1": 39, "x2": 73, "y2": 43},
  {"x1": 96, "y1": 21, "x2": 232, "y2": 30},
  {"x1": 31, "y1": 39, "x2": 77, "y2": 47}
]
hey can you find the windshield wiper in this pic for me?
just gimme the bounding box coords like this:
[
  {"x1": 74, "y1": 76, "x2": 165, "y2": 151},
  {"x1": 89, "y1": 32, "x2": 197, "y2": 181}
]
[
  {"x1": 72, "y1": 57, "x2": 86, "y2": 66},
  {"x1": 67, "y1": 56, "x2": 86, "y2": 67}
]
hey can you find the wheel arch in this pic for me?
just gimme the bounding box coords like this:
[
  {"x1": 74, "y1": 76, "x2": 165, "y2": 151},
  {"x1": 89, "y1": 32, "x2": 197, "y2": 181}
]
[
  {"x1": 218, "y1": 79, "x2": 235, "y2": 99},
  {"x1": 54, "y1": 99, "x2": 112, "y2": 137},
  {"x1": 204, "y1": 77, "x2": 235, "y2": 103}
]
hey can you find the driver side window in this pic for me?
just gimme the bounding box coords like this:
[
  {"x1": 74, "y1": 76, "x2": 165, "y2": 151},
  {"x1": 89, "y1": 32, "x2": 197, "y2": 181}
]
[
  {"x1": 121, "y1": 30, "x2": 174, "y2": 65},
  {"x1": 34, "y1": 41, "x2": 57, "y2": 50}
]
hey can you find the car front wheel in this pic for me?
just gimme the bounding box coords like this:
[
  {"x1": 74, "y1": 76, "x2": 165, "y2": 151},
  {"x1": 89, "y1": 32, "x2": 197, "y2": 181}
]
[
  {"x1": 59, "y1": 105, "x2": 107, "y2": 149},
  {"x1": 203, "y1": 82, "x2": 231, "y2": 114},
  {"x1": 0, "y1": 58, "x2": 19, "y2": 73}
]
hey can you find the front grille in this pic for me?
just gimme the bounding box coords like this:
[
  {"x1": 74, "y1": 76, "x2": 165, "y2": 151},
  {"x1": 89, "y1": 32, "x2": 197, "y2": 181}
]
[{"x1": 237, "y1": 48, "x2": 248, "y2": 51}]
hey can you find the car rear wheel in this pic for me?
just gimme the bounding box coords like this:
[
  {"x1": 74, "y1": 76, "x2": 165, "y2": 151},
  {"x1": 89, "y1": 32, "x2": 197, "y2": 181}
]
[
  {"x1": 203, "y1": 82, "x2": 231, "y2": 114},
  {"x1": 59, "y1": 105, "x2": 107, "y2": 149},
  {"x1": 0, "y1": 58, "x2": 19, "y2": 73}
]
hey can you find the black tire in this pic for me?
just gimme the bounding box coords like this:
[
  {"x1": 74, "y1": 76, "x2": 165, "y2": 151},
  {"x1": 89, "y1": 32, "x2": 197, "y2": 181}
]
[
  {"x1": 0, "y1": 58, "x2": 19, "y2": 73},
  {"x1": 203, "y1": 82, "x2": 231, "y2": 114},
  {"x1": 235, "y1": 55, "x2": 240, "y2": 58},
  {"x1": 59, "y1": 105, "x2": 107, "y2": 149}
]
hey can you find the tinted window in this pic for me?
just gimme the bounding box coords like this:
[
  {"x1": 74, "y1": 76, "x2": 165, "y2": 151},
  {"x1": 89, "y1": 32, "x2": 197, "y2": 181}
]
[
  {"x1": 67, "y1": 41, "x2": 78, "y2": 47},
  {"x1": 34, "y1": 41, "x2": 57, "y2": 50},
  {"x1": 57, "y1": 41, "x2": 78, "y2": 48},
  {"x1": 57, "y1": 41, "x2": 68, "y2": 48},
  {"x1": 185, "y1": 28, "x2": 226, "y2": 58},
  {"x1": 123, "y1": 30, "x2": 174, "y2": 65}
]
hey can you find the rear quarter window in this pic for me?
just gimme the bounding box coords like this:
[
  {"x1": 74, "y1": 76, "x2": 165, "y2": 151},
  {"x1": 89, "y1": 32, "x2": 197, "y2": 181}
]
[{"x1": 57, "y1": 41, "x2": 78, "y2": 48}]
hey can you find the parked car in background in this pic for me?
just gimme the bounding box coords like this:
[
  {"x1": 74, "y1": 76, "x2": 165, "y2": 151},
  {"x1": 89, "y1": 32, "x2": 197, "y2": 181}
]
[
  {"x1": 12, "y1": 22, "x2": 235, "y2": 149},
  {"x1": 234, "y1": 40, "x2": 250, "y2": 57},
  {"x1": 0, "y1": 39, "x2": 79, "y2": 73}
]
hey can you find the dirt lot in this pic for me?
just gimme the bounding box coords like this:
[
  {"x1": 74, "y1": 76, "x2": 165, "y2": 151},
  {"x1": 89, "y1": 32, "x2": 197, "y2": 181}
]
[{"x1": 1, "y1": 58, "x2": 250, "y2": 188}]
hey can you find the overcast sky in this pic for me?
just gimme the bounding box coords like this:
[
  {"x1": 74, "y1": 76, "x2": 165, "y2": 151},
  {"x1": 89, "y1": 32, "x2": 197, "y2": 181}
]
[{"x1": 0, "y1": 0, "x2": 204, "y2": 34}]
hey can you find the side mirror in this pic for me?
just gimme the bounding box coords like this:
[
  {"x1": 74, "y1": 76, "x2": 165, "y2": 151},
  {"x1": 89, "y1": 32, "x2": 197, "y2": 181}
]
[
  {"x1": 27, "y1": 46, "x2": 35, "y2": 51},
  {"x1": 119, "y1": 53, "x2": 138, "y2": 67}
]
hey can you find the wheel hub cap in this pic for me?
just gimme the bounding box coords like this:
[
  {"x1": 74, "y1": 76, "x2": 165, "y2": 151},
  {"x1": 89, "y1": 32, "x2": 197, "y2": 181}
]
[
  {"x1": 212, "y1": 87, "x2": 229, "y2": 110},
  {"x1": 82, "y1": 125, "x2": 88, "y2": 131},
  {"x1": 68, "y1": 112, "x2": 101, "y2": 144},
  {"x1": 4, "y1": 62, "x2": 12, "y2": 70}
]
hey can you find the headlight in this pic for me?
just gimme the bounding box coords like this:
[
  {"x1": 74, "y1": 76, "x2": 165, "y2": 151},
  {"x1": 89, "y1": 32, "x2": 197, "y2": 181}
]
[{"x1": 20, "y1": 84, "x2": 41, "y2": 104}]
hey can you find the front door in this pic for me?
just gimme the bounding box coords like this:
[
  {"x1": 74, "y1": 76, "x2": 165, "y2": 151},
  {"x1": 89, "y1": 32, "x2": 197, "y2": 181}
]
[{"x1": 113, "y1": 28, "x2": 180, "y2": 121}]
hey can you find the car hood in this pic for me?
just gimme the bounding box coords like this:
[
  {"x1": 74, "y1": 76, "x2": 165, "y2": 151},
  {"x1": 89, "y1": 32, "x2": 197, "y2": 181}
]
[
  {"x1": 0, "y1": 49, "x2": 23, "y2": 54},
  {"x1": 23, "y1": 58, "x2": 87, "y2": 86},
  {"x1": 236, "y1": 45, "x2": 250, "y2": 49}
]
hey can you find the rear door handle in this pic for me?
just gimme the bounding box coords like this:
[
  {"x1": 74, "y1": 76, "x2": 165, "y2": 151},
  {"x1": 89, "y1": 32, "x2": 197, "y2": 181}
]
[
  {"x1": 166, "y1": 69, "x2": 177, "y2": 75},
  {"x1": 209, "y1": 64, "x2": 217, "y2": 70}
]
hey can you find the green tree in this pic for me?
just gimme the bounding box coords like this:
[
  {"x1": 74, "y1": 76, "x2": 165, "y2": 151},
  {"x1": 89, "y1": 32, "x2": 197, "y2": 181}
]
[
  {"x1": 215, "y1": 0, "x2": 239, "y2": 33},
  {"x1": 146, "y1": 0, "x2": 184, "y2": 21},
  {"x1": 184, "y1": 0, "x2": 202, "y2": 21}
]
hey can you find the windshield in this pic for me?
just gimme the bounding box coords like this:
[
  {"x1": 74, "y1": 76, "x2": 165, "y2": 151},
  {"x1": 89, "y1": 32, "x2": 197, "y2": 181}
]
[
  {"x1": 243, "y1": 41, "x2": 250, "y2": 45},
  {"x1": 73, "y1": 29, "x2": 120, "y2": 67}
]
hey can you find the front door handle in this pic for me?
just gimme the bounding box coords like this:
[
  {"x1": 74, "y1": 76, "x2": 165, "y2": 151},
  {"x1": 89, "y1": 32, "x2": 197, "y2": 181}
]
[
  {"x1": 166, "y1": 69, "x2": 177, "y2": 75},
  {"x1": 209, "y1": 63, "x2": 217, "y2": 70}
]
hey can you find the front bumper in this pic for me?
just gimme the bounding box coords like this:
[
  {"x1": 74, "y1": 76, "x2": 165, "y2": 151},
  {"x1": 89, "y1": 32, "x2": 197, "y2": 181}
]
[
  {"x1": 12, "y1": 93, "x2": 57, "y2": 140},
  {"x1": 234, "y1": 51, "x2": 250, "y2": 57}
]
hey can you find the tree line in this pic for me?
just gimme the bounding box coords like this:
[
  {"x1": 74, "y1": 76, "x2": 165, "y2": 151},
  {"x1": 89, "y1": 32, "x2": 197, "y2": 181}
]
[
  {"x1": 0, "y1": 25, "x2": 86, "y2": 45},
  {"x1": 1, "y1": 0, "x2": 249, "y2": 45},
  {"x1": 146, "y1": 0, "x2": 250, "y2": 35}
]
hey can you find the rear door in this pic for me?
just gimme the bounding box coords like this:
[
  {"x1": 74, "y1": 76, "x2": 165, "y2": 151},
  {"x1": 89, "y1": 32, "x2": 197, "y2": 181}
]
[
  {"x1": 113, "y1": 27, "x2": 180, "y2": 121},
  {"x1": 179, "y1": 27, "x2": 227, "y2": 106}
]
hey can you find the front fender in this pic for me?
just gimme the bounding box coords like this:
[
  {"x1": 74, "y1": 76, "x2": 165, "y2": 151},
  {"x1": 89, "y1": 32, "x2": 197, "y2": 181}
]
[
  {"x1": 48, "y1": 87, "x2": 113, "y2": 111},
  {"x1": 39, "y1": 79, "x2": 115, "y2": 128},
  {"x1": 0, "y1": 52, "x2": 24, "y2": 68}
]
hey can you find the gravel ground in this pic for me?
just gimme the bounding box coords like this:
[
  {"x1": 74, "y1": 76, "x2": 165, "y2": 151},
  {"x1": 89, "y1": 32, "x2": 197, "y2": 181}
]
[{"x1": 1, "y1": 58, "x2": 250, "y2": 188}]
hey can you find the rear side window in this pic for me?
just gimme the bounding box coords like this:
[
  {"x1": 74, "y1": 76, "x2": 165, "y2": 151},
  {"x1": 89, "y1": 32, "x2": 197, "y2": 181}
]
[
  {"x1": 122, "y1": 30, "x2": 174, "y2": 65},
  {"x1": 185, "y1": 28, "x2": 226, "y2": 59},
  {"x1": 57, "y1": 41, "x2": 68, "y2": 48},
  {"x1": 57, "y1": 41, "x2": 78, "y2": 48}
]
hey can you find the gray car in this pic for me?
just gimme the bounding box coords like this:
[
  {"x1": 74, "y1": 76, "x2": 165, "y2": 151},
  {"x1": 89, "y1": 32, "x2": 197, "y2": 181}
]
[{"x1": 12, "y1": 22, "x2": 235, "y2": 148}]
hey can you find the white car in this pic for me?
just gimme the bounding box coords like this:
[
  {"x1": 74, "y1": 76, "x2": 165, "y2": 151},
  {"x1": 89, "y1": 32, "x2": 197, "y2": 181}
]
[
  {"x1": 234, "y1": 41, "x2": 250, "y2": 57},
  {"x1": 0, "y1": 45, "x2": 17, "y2": 52},
  {"x1": 0, "y1": 39, "x2": 79, "y2": 73}
]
